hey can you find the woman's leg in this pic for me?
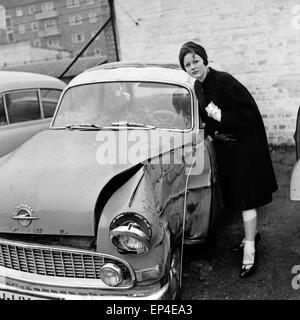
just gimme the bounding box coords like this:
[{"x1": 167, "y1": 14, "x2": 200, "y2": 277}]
[
  {"x1": 242, "y1": 209, "x2": 257, "y2": 241},
  {"x1": 240, "y1": 209, "x2": 257, "y2": 277}
]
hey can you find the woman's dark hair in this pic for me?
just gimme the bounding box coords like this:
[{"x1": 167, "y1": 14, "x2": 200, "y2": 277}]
[{"x1": 179, "y1": 41, "x2": 208, "y2": 70}]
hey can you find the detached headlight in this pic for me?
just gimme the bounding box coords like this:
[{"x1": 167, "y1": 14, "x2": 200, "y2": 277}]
[
  {"x1": 111, "y1": 223, "x2": 150, "y2": 254},
  {"x1": 110, "y1": 213, "x2": 152, "y2": 255}
]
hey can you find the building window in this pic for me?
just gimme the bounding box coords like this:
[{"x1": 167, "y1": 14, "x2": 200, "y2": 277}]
[
  {"x1": 6, "y1": 31, "x2": 14, "y2": 43},
  {"x1": 69, "y1": 15, "x2": 82, "y2": 25},
  {"x1": 42, "y1": 1, "x2": 54, "y2": 12},
  {"x1": 28, "y1": 5, "x2": 36, "y2": 14},
  {"x1": 71, "y1": 33, "x2": 85, "y2": 43},
  {"x1": 33, "y1": 39, "x2": 41, "y2": 47},
  {"x1": 31, "y1": 22, "x2": 39, "y2": 32},
  {"x1": 66, "y1": 0, "x2": 80, "y2": 8},
  {"x1": 47, "y1": 37, "x2": 60, "y2": 48},
  {"x1": 44, "y1": 19, "x2": 57, "y2": 29},
  {"x1": 5, "y1": 17, "x2": 12, "y2": 28},
  {"x1": 18, "y1": 24, "x2": 26, "y2": 34},
  {"x1": 16, "y1": 7, "x2": 23, "y2": 17},
  {"x1": 88, "y1": 12, "x2": 97, "y2": 23}
]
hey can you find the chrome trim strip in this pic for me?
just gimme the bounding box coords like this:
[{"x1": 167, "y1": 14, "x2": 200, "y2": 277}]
[
  {"x1": 0, "y1": 282, "x2": 169, "y2": 300},
  {"x1": 0, "y1": 238, "x2": 135, "y2": 290},
  {"x1": 12, "y1": 216, "x2": 39, "y2": 221},
  {"x1": 37, "y1": 88, "x2": 45, "y2": 119},
  {"x1": 0, "y1": 266, "x2": 118, "y2": 289},
  {"x1": 2, "y1": 93, "x2": 9, "y2": 125}
]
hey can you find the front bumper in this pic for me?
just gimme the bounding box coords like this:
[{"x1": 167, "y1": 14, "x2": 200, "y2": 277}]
[
  {"x1": 0, "y1": 281, "x2": 169, "y2": 300},
  {"x1": 0, "y1": 264, "x2": 170, "y2": 300}
]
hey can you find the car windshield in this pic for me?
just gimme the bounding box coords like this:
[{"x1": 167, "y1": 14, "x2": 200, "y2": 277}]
[{"x1": 52, "y1": 82, "x2": 192, "y2": 130}]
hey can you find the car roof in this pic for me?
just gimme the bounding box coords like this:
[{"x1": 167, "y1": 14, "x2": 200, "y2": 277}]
[
  {"x1": 68, "y1": 61, "x2": 195, "y2": 88},
  {"x1": 0, "y1": 71, "x2": 66, "y2": 92},
  {"x1": 86, "y1": 61, "x2": 181, "y2": 71}
]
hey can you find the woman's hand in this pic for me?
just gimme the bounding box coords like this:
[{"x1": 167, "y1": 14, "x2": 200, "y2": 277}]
[{"x1": 205, "y1": 102, "x2": 221, "y2": 122}]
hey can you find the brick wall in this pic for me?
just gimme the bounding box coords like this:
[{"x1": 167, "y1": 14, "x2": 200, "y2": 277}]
[{"x1": 114, "y1": 0, "x2": 300, "y2": 145}]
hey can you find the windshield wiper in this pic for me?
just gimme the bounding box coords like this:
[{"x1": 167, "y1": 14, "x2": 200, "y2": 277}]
[
  {"x1": 111, "y1": 121, "x2": 156, "y2": 129},
  {"x1": 65, "y1": 123, "x2": 104, "y2": 130}
]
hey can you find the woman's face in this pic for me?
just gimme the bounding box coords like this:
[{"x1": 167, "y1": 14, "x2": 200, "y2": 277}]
[{"x1": 183, "y1": 53, "x2": 207, "y2": 81}]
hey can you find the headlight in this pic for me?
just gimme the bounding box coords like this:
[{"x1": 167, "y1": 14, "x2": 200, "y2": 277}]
[
  {"x1": 99, "y1": 263, "x2": 123, "y2": 287},
  {"x1": 110, "y1": 213, "x2": 151, "y2": 255},
  {"x1": 111, "y1": 224, "x2": 150, "y2": 254}
]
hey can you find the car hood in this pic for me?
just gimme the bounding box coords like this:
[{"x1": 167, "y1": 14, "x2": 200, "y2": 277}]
[{"x1": 0, "y1": 129, "x2": 193, "y2": 236}]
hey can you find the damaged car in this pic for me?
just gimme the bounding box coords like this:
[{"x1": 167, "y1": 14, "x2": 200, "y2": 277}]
[{"x1": 0, "y1": 62, "x2": 223, "y2": 300}]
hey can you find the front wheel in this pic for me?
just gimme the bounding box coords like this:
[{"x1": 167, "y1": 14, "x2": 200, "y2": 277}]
[{"x1": 167, "y1": 247, "x2": 181, "y2": 300}]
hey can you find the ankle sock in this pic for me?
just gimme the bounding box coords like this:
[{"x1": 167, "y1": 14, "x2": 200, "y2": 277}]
[
  {"x1": 241, "y1": 231, "x2": 259, "y2": 246},
  {"x1": 244, "y1": 240, "x2": 255, "y2": 253},
  {"x1": 243, "y1": 240, "x2": 255, "y2": 269}
]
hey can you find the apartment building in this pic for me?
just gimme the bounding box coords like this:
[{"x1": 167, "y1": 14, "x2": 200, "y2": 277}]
[{"x1": 0, "y1": 0, "x2": 115, "y2": 61}]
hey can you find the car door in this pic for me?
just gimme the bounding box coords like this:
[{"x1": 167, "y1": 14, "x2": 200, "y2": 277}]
[
  {"x1": 183, "y1": 94, "x2": 222, "y2": 242},
  {"x1": 0, "y1": 89, "x2": 60, "y2": 158}
]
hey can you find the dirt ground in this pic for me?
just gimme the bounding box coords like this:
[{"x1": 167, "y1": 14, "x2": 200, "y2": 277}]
[{"x1": 180, "y1": 146, "x2": 300, "y2": 300}]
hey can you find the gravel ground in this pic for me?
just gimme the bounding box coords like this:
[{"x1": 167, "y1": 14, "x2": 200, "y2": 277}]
[{"x1": 180, "y1": 146, "x2": 300, "y2": 300}]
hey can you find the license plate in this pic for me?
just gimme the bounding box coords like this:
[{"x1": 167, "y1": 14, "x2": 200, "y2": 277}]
[{"x1": 0, "y1": 289, "x2": 48, "y2": 300}]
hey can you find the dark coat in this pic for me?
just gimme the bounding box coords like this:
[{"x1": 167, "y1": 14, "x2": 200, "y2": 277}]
[{"x1": 195, "y1": 68, "x2": 278, "y2": 211}]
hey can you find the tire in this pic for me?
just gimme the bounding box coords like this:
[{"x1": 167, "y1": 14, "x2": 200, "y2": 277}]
[{"x1": 167, "y1": 247, "x2": 182, "y2": 300}]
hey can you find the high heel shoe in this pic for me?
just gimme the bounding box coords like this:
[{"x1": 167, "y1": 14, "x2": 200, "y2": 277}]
[
  {"x1": 239, "y1": 251, "x2": 258, "y2": 279},
  {"x1": 232, "y1": 232, "x2": 261, "y2": 253}
]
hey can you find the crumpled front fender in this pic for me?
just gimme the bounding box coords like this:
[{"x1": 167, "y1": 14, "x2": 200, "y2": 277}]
[{"x1": 96, "y1": 165, "x2": 169, "y2": 276}]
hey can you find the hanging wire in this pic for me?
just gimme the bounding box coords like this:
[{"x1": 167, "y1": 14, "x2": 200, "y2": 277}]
[
  {"x1": 115, "y1": 0, "x2": 140, "y2": 25},
  {"x1": 59, "y1": 16, "x2": 111, "y2": 78}
]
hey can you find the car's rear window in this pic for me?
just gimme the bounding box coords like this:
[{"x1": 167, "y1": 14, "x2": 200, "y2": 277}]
[
  {"x1": 5, "y1": 90, "x2": 41, "y2": 124},
  {"x1": 53, "y1": 82, "x2": 192, "y2": 130},
  {"x1": 40, "y1": 89, "x2": 62, "y2": 118}
]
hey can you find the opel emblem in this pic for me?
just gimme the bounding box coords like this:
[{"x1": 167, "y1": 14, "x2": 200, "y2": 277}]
[{"x1": 12, "y1": 204, "x2": 39, "y2": 227}]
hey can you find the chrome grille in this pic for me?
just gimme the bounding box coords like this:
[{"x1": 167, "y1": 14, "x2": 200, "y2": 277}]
[{"x1": 0, "y1": 239, "x2": 132, "y2": 281}]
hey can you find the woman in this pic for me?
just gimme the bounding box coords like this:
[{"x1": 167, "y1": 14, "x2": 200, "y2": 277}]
[{"x1": 179, "y1": 41, "x2": 278, "y2": 278}]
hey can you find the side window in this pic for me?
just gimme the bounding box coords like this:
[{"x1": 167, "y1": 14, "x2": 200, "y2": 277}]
[
  {"x1": 0, "y1": 95, "x2": 7, "y2": 126},
  {"x1": 5, "y1": 90, "x2": 41, "y2": 124},
  {"x1": 40, "y1": 89, "x2": 62, "y2": 118},
  {"x1": 172, "y1": 93, "x2": 192, "y2": 128}
]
